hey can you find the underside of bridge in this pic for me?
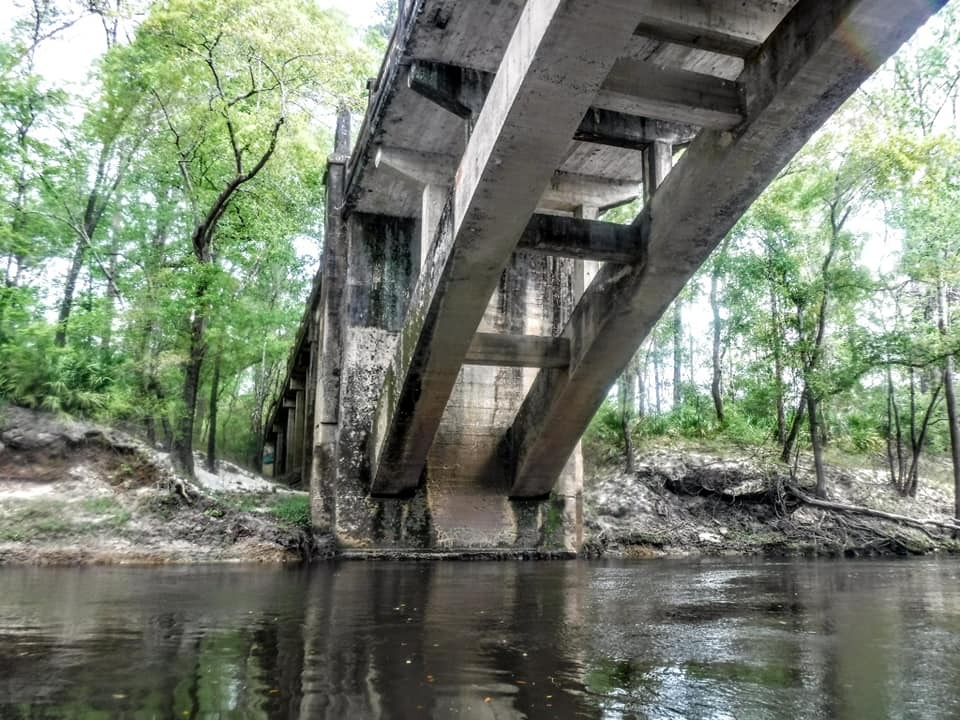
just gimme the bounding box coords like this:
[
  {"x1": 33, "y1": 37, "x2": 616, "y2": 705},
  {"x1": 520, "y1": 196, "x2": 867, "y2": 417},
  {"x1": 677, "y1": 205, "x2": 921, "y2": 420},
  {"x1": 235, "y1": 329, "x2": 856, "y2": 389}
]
[{"x1": 266, "y1": 0, "x2": 945, "y2": 554}]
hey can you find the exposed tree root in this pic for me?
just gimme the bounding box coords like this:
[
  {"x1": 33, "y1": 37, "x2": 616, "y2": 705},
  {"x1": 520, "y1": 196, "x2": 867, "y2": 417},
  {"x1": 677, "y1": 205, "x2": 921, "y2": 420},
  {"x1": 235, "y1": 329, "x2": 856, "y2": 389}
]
[{"x1": 787, "y1": 486, "x2": 960, "y2": 538}]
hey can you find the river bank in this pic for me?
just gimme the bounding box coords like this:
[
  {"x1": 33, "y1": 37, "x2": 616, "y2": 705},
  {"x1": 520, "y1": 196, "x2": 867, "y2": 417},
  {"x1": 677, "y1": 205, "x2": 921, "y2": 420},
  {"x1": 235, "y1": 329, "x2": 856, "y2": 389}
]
[
  {"x1": 2, "y1": 406, "x2": 958, "y2": 563},
  {"x1": 586, "y1": 443, "x2": 960, "y2": 558},
  {"x1": 0, "y1": 406, "x2": 322, "y2": 564}
]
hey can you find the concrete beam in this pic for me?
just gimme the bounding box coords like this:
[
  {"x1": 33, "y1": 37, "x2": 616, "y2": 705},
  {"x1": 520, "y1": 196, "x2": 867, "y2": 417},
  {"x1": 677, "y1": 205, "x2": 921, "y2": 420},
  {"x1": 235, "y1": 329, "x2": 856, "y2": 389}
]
[
  {"x1": 375, "y1": 146, "x2": 639, "y2": 217},
  {"x1": 517, "y1": 214, "x2": 644, "y2": 264},
  {"x1": 464, "y1": 333, "x2": 571, "y2": 369},
  {"x1": 595, "y1": 58, "x2": 745, "y2": 129},
  {"x1": 407, "y1": 60, "x2": 493, "y2": 119},
  {"x1": 630, "y1": 0, "x2": 789, "y2": 49},
  {"x1": 409, "y1": 60, "x2": 700, "y2": 150},
  {"x1": 375, "y1": 146, "x2": 455, "y2": 186},
  {"x1": 633, "y1": 18, "x2": 760, "y2": 58},
  {"x1": 573, "y1": 108, "x2": 697, "y2": 150},
  {"x1": 540, "y1": 173, "x2": 639, "y2": 213},
  {"x1": 368, "y1": 0, "x2": 645, "y2": 496},
  {"x1": 505, "y1": 0, "x2": 947, "y2": 497}
]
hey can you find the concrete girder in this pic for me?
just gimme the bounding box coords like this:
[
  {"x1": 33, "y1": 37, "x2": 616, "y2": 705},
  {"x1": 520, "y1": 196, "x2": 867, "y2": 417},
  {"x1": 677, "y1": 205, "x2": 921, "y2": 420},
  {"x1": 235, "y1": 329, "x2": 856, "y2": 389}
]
[
  {"x1": 516, "y1": 214, "x2": 645, "y2": 264},
  {"x1": 367, "y1": 0, "x2": 647, "y2": 496},
  {"x1": 573, "y1": 109, "x2": 697, "y2": 151},
  {"x1": 632, "y1": 17, "x2": 761, "y2": 58},
  {"x1": 464, "y1": 333, "x2": 571, "y2": 369},
  {"x1": 407, "y1": 60, "x2": 494, "y2": 120},
  {"x1": 504, "y1": 0, "x2": 947, "y2": 498},
  {"x1": 595, "y1": 58, "x2": 745, "y2": 129},
  {"x1": 375, "y1": 146, "x2": 454, "y2": 187},
  {"x1": 408, "y1": 60, "x2": 700, "y2": 151},
  {"x1": 375, "y1": 147, "x2": 640, "y2": 216},
  {"x1": 539, "y1": 173, "x2": 639, "y2": 214},
  {"x1": 408, "y1": 0, "x2": 792, "y2": 75}
]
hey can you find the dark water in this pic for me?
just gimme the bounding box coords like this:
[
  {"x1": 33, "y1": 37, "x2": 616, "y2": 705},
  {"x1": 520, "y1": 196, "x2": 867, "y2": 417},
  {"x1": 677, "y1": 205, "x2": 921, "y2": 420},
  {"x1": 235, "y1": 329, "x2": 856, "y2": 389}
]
[{"x1": 1, "y1": 559, "x2": 959, "y2": 719}]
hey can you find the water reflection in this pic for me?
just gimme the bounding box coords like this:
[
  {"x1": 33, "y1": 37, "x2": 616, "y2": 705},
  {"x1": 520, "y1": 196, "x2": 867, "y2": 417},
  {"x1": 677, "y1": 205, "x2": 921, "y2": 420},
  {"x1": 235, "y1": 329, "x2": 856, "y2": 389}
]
[{"x1": 0, "y1": 559, "x2": 959, "y2": 718}]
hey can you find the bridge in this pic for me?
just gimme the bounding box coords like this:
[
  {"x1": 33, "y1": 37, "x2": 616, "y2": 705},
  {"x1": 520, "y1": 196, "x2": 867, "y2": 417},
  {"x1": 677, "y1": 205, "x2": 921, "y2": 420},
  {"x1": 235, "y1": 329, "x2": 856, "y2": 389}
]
[{"x1": 265, "y1": 0, "x2": 945, "y2": 553}]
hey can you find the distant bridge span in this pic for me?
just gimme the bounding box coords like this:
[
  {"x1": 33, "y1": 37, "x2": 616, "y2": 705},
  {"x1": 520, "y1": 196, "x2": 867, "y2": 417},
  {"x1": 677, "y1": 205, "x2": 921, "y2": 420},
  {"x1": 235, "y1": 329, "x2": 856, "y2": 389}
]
[{"x1": 266, "y1": 0, "x2": 944, "y2": 553}]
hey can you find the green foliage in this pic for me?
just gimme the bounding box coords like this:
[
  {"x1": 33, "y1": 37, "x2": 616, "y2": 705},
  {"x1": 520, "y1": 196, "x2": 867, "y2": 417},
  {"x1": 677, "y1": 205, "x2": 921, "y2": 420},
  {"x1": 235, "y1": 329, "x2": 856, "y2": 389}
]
[
  {"x1": 0, "y1": 322, "x2": 115, "y2": 415},
  {"x1": 0, "y1": 0, "x2": 371, "y2": 474},
  {"x1": 269, "y1": 493, "x2": 311, "y2": 529}
]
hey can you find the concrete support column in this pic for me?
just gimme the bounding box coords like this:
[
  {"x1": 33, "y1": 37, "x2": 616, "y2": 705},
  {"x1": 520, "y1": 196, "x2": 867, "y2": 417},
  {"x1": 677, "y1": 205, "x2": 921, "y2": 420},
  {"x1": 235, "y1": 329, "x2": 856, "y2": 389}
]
[
  {"x1": 310, "y1": 109, "x2": 351, "y2": 532},
  {"x1": 293, "y1": 388, "x2": 306, "y2": 476},
  {"x1": 285, "y1": 408, "x2": 296, "y2": 476},
  {"x1": 643, "y1": 141, "x2": 673, "y2": 201},
  {"x1": 572, "y1": 204, "x2": 600, "y2": 298},
  {"x1": 301, "y1": 314, "x2": 319, "y2": 488},
  {"x1": 334, "y1": 212, "x2": 418, "y2": 547},
  {"x1": 276, "y1": 428, "x2": 286, "y2": 477}
]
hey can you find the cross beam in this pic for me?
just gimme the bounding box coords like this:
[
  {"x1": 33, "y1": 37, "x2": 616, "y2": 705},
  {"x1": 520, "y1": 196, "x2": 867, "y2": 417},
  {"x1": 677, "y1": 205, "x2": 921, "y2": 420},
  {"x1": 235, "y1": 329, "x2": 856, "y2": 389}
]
[
  {"x1": 464, "y1": 333, "x2": 571, "y2": 369},
  {"x1": 408, "y1": 60, "x2": 700, "y2": 149},
  {"x1": 516, "y1": 214, "x2": 645, "y2": 264}
]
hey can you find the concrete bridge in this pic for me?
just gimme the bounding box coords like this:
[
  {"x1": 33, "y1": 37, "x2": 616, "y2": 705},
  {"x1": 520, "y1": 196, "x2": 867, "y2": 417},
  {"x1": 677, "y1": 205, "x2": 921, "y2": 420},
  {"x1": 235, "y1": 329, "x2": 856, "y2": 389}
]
[{"x1": 265, "y1": 0, "x2": 944, "y2": 553}]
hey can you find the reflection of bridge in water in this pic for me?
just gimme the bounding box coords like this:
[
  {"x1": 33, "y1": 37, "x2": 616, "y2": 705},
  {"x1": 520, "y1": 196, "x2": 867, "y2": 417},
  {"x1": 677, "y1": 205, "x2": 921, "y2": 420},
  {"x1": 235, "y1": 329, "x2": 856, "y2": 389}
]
[{"x1": 265, "y1": 0, "x2": 945, "y2": 553}]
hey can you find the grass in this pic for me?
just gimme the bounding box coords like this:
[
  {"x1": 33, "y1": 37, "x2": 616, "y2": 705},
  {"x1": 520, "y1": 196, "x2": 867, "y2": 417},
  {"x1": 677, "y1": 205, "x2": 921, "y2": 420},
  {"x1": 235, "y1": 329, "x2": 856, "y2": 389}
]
[
  {"x1": 0, "y1": 501, "x2": 75, "y2": 541},
  {"x1": 269, "y1": 494, "x2": 311, "y2": 529},
  {"x1": 0, "y1": 495, "x2": 133, "y2": 542}
]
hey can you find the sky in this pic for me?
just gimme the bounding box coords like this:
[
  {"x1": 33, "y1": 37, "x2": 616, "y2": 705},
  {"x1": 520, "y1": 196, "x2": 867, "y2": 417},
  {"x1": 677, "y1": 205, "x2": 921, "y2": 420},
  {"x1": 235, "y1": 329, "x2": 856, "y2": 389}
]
[
  {"x1": 5, "y1": 0, "x2": 382, "y2": 95},
  {"x1": 317, "y1": 0, "x2": 381, "y2": 27}
]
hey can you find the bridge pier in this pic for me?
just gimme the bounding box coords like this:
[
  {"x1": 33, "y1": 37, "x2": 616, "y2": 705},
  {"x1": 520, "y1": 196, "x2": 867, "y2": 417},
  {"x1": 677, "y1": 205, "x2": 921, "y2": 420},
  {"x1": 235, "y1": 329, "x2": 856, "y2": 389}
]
[{"x1": 326, "y1": 208, "x2": 582, "y2": 551}]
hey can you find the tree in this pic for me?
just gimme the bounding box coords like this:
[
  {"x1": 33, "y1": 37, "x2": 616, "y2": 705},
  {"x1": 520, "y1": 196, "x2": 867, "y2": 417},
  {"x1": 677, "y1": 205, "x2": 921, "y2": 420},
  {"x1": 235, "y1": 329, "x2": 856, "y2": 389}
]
[{"x1": 96, "y1": 0, "x2": 367, "y2": 477}]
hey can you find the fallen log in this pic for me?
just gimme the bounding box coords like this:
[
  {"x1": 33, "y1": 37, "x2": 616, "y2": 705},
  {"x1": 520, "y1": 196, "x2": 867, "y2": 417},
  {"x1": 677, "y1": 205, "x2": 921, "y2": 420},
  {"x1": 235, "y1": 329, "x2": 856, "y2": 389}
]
[{"x1": 788, "y1": 487, "x2": 960, "y2": 536}]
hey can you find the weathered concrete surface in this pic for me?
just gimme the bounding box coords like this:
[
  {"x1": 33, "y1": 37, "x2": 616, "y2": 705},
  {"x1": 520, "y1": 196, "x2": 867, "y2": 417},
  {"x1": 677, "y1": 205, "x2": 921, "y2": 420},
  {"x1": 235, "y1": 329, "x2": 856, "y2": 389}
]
[
  {"x1": 368, "y1": 0, "x2": 648, "y2": 497},
  {"x1": 420, "y1": 252, "x2": 581, "y2": 551},
  {"x1": 505, "y1": 0, "x2": 948, "y2": 497},
  {"x1": 333, "y1": 208, "x2": 582, "y2": 550}
]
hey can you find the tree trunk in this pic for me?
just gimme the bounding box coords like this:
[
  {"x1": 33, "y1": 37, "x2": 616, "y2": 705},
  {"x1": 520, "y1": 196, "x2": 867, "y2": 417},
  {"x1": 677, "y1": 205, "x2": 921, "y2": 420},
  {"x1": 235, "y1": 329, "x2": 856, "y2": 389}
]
[
  {"x1": 770, "y1": 275, "x2": 786, "y2": 444},
  {"x1": 672, "y1": 300, "x2": 682, "y2": 408},
  {"x1": 946, "y1": 357, "x2": 960, "y2": 531},
  {"x1": 173, "y1": 308, "x2": 207, "y2": 479},
  {"x1": 205, "y1": 348, "x2": 221, "y2": 474},
  {"x1": 101, "y1": 237, "x2": 118, "y2": 358},
  {"x1": 906, "y1": 378, "x2": 941, "y2": 498},
  {"x1": 653, "y1": 350, "x2": 662, "y2": 415},
  {"x1": 618, "y1": 375, "x2": 635, "y2": 473},
  {"x1": 781, "y1": 391, "x2": 807, "y2": 463},
  {"x1": 709, "y1": 270, "x2": 724, "y2": 423},
  {"x1": 54, "y1": 147, "x2": 112, "y2": 347},
  {"x1": 806, "y1": 391, "x2": 827, "y2": 498},
  {"x1": 54, "y1": 240, "x2": 86, "y2": 347},
  {"x1": 637, "y1": 353, "x2": 647, "y2": 420},
  {"x1": 885, "y1": 366, "x2": 906, "y2": 492},
  {"x1": 937, "y1": 280, "x2": 960, "y2": 530},
  {"x1": 169, "y1": 106, "x2": 283, "y2": 482}
]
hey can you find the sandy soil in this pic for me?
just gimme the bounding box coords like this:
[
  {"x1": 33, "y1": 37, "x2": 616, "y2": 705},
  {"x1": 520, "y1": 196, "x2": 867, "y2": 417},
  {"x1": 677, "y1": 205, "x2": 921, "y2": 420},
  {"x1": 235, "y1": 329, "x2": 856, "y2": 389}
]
[{"x1": 0, "y1": 406, "x2": 322, "y2": 565}]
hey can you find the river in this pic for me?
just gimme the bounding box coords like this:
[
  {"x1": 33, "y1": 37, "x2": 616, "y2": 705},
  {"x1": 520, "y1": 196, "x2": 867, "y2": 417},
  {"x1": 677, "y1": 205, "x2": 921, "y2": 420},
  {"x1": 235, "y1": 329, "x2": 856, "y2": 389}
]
[{"x1": 1, "y1": 558, "x2": 958, "y2": 719}]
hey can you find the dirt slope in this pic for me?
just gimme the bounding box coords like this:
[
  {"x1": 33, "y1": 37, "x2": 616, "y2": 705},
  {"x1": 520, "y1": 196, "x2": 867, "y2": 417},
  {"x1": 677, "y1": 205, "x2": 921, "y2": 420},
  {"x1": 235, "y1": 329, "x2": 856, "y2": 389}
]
[{"x1": 0, "y1": 406, "x2": 326, "y2": 565}]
